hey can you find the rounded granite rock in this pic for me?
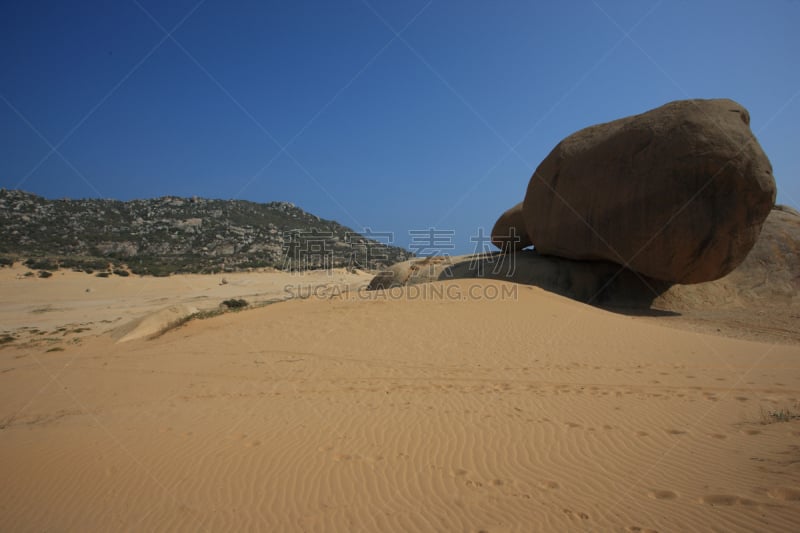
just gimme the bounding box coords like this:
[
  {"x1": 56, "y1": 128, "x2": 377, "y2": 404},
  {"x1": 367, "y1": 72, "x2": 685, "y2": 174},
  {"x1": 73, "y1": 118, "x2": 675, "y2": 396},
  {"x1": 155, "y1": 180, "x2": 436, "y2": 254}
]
[
  {"x1": 521, "y1": 98, "x2": 776, "y2": 284},
  {"x1": 490, "y1": 202, "x2": 532, "y2": 251}
]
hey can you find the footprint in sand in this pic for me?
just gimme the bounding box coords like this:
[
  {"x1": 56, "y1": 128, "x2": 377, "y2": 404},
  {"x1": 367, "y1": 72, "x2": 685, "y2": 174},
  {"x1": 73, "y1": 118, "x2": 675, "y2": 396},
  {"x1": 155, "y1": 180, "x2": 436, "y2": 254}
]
[
  {"x1": 710, "y1": 433, "x2": 727, "y2": 440},
  {"x1": 665, "y1": 429, "x2": 686, "y2": 435},
  {"x1": 562, "y1": 508, "x2": 589, "y2": 520},
  {"x1": 243, "y1": 440, "x2": 261, "y2": 448},
  {"x1": 742, "y1": 429, "x2": 761, "y2": 436},
  {"x1": 699, "y1": 494, "x2": 757, "y2": 506},
  {"x1": 636, "y1": 431, "x2": 649, "y2": 437},
  {"x1": 539, "y1": 480, "x2": 560, "y2": 490},
  {"x1": 647, "y1": 489, "x2": 677, "y2": 500},
  {"x1": 627, "y1": 527, "x2": 659, "y2": 533}
]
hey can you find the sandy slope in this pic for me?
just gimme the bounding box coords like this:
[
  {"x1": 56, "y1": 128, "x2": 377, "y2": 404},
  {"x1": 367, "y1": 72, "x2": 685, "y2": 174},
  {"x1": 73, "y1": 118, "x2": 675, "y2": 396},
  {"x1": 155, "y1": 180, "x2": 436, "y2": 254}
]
[
  {"x1": 1, "y1": 272, "x2": 800, "y2": 532},
  {"x1": 0, "y1": 264, "x2": 373, "y2": 340}
]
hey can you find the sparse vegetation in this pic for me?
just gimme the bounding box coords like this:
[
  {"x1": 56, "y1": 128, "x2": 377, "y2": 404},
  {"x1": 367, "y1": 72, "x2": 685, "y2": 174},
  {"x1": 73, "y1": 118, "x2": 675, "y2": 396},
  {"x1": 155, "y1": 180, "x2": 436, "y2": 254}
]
[
  {"x1": 25, "y1": 257, "x2": 59, "y2": 271},
  {"x1": 221, "y1": 298, "x2": 248, "y2": 309},
  {"x1": 45, "y1": 346, "x2": 65, "y2": 352},
  {"x1": 151, "y1": 298, "x2": 281, "y2": 339},
  {"x1": 58, "y1": 257, "x2": 113, "y2": 272},
  {"x1": 760, "y1": 404, "x2": 800, "y2": 424},
  {"x1": 0, "y1": 334, "x2": 15, "y2": 345},
  {"x1": 0, "y1": 189, "x2": 411, "y2": 276},
  {"x1": 151, "y1": 308, "x2": 225, "y2": 339},
  {"x1": 113, "y1": 269, "x2": 130, "y2": 277},
  {"x1": 37, "y1": 270, "x2": 53, "y2": 278}
]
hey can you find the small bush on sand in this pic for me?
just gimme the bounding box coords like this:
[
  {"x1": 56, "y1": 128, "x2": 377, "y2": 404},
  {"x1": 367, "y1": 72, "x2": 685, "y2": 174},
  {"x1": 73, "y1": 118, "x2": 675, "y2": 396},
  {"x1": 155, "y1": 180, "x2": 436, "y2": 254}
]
[
  {"x1": 38, "y1": 270, "x2": 53, "y2": 278},
  {"x1": 221, "y1": 298, "x2": 248, "y2": 309},
  {"x1": 760, "y1": 404, "x2": 800, "y2": 424}
]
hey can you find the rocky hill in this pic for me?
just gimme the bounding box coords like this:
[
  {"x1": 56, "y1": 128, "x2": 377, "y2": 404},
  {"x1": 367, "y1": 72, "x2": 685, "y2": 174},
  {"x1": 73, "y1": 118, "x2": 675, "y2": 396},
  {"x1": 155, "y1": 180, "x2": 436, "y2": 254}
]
[{"x1": 0, "y1": 189, "x2": 411, "y2": 275}]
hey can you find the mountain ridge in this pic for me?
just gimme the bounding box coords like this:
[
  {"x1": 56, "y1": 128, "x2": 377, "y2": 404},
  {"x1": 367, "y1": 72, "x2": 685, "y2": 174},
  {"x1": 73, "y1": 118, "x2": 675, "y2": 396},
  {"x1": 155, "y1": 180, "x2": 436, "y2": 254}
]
[{"x1": 0, "y1": 189, "x2": 411, "y2": 275}]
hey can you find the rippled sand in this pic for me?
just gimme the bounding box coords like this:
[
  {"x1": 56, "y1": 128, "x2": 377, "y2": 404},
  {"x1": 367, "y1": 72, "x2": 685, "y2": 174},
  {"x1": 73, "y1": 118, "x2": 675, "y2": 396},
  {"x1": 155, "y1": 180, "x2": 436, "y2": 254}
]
[{"x1": 1, "y1": 268, "x2": 799, "y2": 531}]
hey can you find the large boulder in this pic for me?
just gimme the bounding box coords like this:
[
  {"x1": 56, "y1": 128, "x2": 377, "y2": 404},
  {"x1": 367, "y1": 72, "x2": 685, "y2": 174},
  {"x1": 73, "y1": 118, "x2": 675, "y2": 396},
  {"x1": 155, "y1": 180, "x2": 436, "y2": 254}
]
[
  {"x1": 521, "y1": 98, "x2": 776, "y2": 284},
  {"x1": 490, "y1": 202, "x2": 532, "y2": 251},
  {"x1": 658, "y1": 205, "x2": 800, "y2": 309}
]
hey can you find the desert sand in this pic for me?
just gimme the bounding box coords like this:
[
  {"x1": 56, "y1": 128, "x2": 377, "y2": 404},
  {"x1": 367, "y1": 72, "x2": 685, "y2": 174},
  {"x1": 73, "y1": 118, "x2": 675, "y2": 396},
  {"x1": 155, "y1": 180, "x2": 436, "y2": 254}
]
[{"x1": 1, "y1": 265, "x2": 800, "y2": 532}]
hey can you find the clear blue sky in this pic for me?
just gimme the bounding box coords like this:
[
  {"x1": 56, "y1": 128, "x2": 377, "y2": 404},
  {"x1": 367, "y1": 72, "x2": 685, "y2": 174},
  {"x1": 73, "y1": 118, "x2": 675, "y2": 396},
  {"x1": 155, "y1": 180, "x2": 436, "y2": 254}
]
[{"x1": 2, "y1": 0, "x2": 798, "y2": 254}]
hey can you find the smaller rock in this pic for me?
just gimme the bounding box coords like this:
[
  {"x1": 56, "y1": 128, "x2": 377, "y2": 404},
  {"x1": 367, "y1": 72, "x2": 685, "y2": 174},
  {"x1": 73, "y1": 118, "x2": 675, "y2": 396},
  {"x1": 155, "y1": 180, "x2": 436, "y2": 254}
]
[{"x1": 491, "y1": 202, "x2": 532, "y2": 251}]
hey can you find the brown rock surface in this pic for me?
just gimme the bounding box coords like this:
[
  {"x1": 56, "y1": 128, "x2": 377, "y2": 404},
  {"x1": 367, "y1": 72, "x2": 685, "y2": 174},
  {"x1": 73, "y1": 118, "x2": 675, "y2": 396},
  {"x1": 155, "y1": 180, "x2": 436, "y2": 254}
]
[
  {"x1": 658, "y1": 205, "x2": 799, "y2": 309},
  {"x1": 490, "y1": 202, "x2": 532, "y2": 251},
  {"x1": 522, "y1": 98, "x2": 776, "y2": 283}
]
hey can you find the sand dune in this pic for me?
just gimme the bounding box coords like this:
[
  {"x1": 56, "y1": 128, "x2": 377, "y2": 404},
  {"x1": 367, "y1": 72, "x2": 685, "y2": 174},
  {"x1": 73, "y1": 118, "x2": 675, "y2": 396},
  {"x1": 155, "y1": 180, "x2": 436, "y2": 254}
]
[{"x1": 1, "y1": 271, "x2": 800, "y2": 531}]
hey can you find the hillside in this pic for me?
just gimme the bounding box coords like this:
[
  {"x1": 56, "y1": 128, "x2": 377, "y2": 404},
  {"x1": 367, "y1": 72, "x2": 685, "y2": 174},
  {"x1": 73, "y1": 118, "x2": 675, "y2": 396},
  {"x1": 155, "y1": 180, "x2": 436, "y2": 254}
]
[{"x1": 0, "y1": 189, "x2": 411, "y2": 275}]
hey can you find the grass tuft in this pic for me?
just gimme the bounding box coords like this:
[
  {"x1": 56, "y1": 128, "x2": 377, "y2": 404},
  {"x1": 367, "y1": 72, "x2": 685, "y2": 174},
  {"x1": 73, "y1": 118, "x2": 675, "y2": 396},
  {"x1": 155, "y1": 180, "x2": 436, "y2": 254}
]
[
  {"x1": 221, "y1": 298, "x2": 248, "y2": 309},
  {"x1": 760, "y1": 404, "x2": 800, "y2": 424}
]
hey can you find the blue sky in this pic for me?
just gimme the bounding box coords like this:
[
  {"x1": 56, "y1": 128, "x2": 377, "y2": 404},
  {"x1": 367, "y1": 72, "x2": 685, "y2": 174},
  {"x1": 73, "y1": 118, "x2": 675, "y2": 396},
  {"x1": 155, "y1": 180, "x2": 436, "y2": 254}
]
[{"x1": 1, "y1": 0, "x2": 798, "y2": 254}]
